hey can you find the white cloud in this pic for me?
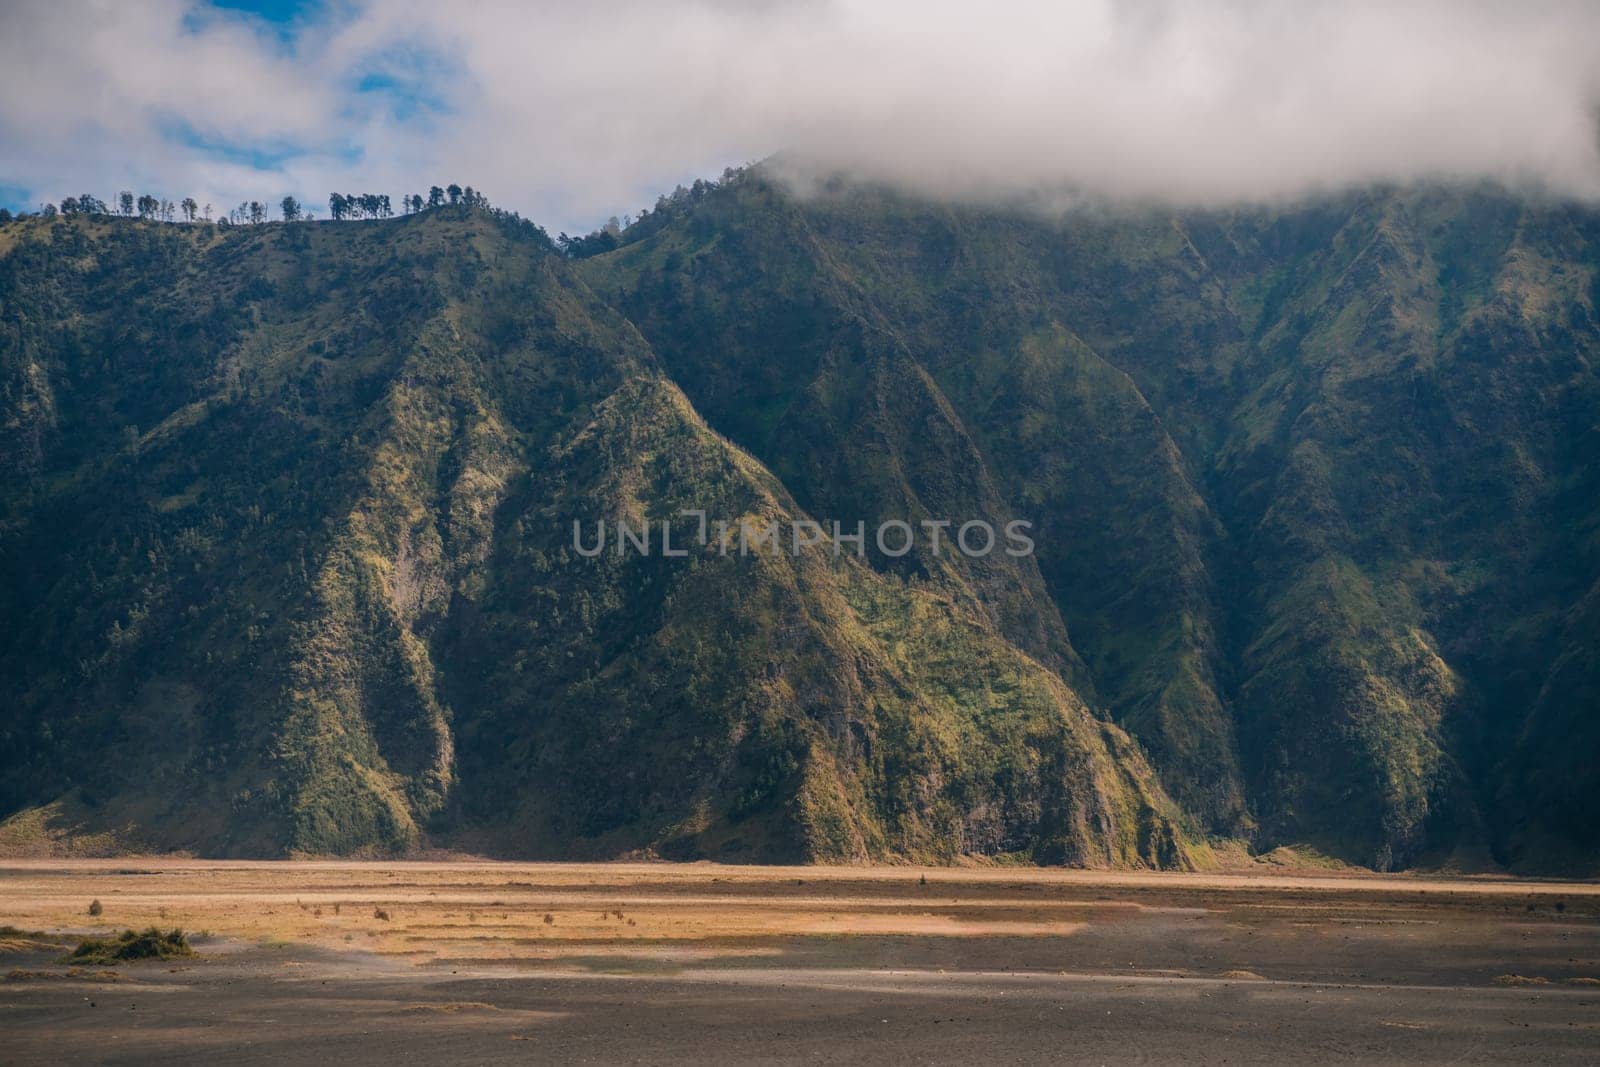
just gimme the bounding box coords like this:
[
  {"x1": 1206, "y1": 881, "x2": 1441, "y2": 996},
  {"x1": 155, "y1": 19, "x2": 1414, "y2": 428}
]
[{"x1": 2, "y1": 0, "x2": 1598, "y2": 231}]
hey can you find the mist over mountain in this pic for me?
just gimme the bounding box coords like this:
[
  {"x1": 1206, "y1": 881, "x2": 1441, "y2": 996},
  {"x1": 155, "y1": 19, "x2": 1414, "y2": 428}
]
[
  {"x1": 5, "y1": 1, "x2": 1600, "y2": 233},
  {"x1": 1, "y1": 165, "x2": 1597, "y2": 873}
]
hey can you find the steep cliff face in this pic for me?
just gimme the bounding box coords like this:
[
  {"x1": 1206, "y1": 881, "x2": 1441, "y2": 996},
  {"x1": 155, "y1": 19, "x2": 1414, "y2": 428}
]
[
  {"x1": 0, "y1": 205, "x2": 1194, "y2": 867},
  {"x1": 2, "y1": 171, "x2": 1596, "y2": 872},
  {"x1": 581, "y1": 174, "x2": 1600, "y2": 872}
]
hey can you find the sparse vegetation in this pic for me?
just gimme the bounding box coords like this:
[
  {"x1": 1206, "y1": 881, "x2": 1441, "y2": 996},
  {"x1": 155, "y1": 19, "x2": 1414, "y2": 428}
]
[
  {"x1": 64, "y1": 928, "x2": 193, "y2": 964},
  {"x1": 7, "y1": 967, "x2": 123, "y2": 982},
  {"x1": 0, "y1": 926, "x2": 62, "y2": 953},
  {"x1": 1, "y1": 169, "x2": 1598, "y2": 873}
]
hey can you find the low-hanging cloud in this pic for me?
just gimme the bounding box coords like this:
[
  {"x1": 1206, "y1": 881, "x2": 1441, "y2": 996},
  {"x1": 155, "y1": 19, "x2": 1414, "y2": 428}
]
[{"x1": 2, "y1": 0, "x2": 1598, "y2": 232}]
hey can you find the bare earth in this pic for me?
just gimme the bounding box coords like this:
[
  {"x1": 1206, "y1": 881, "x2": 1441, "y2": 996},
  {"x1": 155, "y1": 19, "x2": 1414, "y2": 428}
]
[{"x1": 2, "y1": 861, "x2": 1598, "y2": 1063}]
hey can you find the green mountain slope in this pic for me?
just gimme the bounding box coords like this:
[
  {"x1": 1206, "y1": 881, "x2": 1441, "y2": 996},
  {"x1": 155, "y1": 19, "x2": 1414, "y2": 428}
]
[
  {"x1": 2, "y1": 170, "x2": 1596, "y2": 872},
  {"x1": 0, "y1": 206, "x2": 1196, "y2": 867},
  {"x1": 580, "y1": 172, "x2": 1600, "y2": 872}
]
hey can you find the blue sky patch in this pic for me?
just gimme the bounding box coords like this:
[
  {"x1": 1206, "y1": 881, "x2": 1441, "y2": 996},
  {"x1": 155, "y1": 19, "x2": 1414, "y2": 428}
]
[
  {"x1": 349, "y1": 42, "x2": 461, "y2": 123},
  {"x1": 159, "y1": 116, "x2": 362, "y2": 172},
  {"x1": 210, "y1": 0, "x2": 320, "y2": 25},
  {"x1": 182, "y1": 1, "x2": 326, "y2": 45},
  {"x1": 0, "y1": 183, "x2": 34, "y2": 215}
]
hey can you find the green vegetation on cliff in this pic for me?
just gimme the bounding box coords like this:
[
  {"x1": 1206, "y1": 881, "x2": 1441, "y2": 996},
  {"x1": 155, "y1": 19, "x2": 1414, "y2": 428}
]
[{"x1": 1, "y1": 172, "x2": 1596, "y2": 872}]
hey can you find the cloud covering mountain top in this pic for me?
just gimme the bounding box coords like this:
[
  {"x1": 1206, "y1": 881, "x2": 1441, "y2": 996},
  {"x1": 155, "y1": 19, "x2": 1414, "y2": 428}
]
[{"x1": 3, "y1": 0, "x2": 1598, "y2": 230}]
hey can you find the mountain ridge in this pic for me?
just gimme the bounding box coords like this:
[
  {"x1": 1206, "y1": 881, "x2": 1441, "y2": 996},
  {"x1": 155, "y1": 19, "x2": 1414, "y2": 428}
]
[{"x1": 2, "y1": 171, "x2": 1596, "y2": 873}]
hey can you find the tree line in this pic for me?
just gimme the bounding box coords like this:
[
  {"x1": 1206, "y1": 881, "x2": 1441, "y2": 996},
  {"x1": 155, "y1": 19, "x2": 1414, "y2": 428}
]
[
  {"x1": 1, "y1": 170, "x2": 752, "y2": 252},
  {"x1": 1, "y1": 182, "x2": 492, "y2": 226},
  {"x1": 331, "y1": 184, "x2": 488, "y2": 220}
]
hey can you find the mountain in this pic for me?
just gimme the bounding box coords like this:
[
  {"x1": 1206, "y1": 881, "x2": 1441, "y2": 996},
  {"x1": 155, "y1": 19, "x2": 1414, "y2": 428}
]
[{"x1": 1, "y1": 169, "x2": 1596, "y2": 872}]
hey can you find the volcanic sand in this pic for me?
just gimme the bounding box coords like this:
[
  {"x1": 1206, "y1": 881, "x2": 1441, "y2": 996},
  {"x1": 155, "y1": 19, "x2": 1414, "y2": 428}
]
[{"x1": 3, "y1": 860, "x2": 1599, "y2": 1063}]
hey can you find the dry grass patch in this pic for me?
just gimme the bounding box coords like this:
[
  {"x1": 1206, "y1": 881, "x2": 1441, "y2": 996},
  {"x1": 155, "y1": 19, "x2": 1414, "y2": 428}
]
[
  {"x1": 65, "y1": 928, "x2": 193, "y2": 965},
  {"x1": 7, "y1": 967, "x2": 125, "y2": 981},
  {"x1": 402, "y1": 1002, "x2": 501, "y2": 1013}
]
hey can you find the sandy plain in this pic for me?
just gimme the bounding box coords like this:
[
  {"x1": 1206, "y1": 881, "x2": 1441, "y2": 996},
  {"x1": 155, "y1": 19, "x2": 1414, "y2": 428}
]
[{"x1": 2, "y1": 860, "x2": 1599, "y2": 1063}]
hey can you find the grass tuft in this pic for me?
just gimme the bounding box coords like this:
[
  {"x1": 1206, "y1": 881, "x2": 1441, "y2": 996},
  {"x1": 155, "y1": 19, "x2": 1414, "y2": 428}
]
[{"x1": 64, "y1": 928, "x2": 193, "y2": 965}]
